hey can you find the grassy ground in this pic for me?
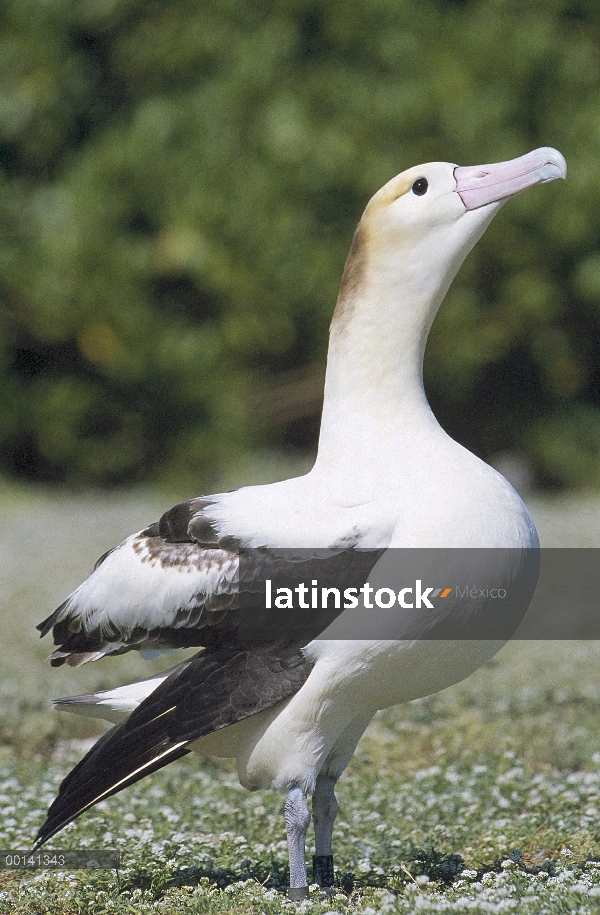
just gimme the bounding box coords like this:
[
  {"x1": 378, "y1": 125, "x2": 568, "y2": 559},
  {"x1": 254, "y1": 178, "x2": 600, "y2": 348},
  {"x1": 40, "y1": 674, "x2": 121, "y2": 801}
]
[{"x1": 1, "y1": 482, "x2": 600, "y2": 913}]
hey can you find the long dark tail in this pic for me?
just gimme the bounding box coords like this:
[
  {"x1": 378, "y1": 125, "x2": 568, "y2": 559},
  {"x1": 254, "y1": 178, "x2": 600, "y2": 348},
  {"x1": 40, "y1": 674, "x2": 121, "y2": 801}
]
[{"x1": 35, "y1": 645, "x2": 312, "y2": 848}]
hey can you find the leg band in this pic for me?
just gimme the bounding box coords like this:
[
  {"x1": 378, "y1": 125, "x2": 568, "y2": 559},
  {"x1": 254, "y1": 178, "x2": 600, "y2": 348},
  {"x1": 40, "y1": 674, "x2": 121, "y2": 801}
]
[
  {"x1": 288, "y1": 886, "x2": 310, "y2": 900},
  {"x1": 313, "y1": 854, "x2": 334, "y2": 887}
]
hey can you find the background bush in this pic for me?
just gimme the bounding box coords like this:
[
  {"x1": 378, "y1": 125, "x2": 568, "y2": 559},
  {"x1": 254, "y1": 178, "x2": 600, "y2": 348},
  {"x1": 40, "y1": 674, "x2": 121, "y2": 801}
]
[{"x1": 0, "y1": 0, "x2": 599, "y2": 489}]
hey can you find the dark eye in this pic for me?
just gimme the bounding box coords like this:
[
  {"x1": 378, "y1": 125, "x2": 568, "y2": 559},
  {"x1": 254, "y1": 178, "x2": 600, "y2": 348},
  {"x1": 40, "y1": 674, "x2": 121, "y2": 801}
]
[{"x1": 412, "y1": 178, "x2": 428, "y2": 196}]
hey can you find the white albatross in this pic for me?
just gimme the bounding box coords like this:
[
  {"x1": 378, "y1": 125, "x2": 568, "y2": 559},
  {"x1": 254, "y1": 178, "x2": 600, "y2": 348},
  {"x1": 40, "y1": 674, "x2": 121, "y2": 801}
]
[{"x1": 34, "y1": 147, "x2": 566, "y2": 898}]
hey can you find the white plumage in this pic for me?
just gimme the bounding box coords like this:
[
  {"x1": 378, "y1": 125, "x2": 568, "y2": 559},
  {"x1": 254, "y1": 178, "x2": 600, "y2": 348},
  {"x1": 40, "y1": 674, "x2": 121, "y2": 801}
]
[{"x1": 36, "y1": 147, "x2": 566, "y2": 898}]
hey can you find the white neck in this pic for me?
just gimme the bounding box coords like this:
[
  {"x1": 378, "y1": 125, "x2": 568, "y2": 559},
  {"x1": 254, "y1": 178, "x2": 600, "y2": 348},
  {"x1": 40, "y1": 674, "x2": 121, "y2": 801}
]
[{"x1": 314, "y1": 225, "x2": 458, "y2": 481}]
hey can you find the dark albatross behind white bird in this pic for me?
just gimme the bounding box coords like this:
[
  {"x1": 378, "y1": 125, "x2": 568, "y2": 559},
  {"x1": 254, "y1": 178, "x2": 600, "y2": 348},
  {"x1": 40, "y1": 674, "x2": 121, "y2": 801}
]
[{"x1": 34, "y1": 147, "x2": 566, "y2": 899}]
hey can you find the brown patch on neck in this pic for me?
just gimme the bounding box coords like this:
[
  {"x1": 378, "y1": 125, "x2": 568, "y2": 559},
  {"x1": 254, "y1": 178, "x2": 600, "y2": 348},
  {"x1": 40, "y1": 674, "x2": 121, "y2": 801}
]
[{"x1": 330, "y1": 219, "x2": 368, "y2": 333}]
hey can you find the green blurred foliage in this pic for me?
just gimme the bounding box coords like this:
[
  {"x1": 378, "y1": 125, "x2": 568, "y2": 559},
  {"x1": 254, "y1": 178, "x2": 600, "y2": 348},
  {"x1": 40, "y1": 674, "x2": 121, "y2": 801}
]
[{"x1": 0, "y1": 0, "x2": 598, "y2": 488}]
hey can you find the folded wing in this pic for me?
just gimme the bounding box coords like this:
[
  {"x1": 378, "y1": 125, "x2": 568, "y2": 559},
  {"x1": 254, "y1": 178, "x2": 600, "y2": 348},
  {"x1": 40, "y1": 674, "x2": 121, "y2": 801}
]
[
  {"x1": 34, "y1": 643, "x2": 312, "y2": 848},
  {"x1": 37, "y1": 494, "x2": 383, "y2": 666}
]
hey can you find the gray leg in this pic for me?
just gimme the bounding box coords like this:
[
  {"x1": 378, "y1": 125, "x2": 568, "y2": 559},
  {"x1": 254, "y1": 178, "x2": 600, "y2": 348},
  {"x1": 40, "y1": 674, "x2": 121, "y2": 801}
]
[
  {"x1": 311, "y1": 713, "x2": 375, "y2": 892},
  {"x1": 313, "y1": 772, "x2": 338, "y2": 855},
  {"x1": 285, "y1": 786, "x2": 311, "y2": 900},
  {"x1": 312, "y1": 773, "x2": 337, "y2": 889}
]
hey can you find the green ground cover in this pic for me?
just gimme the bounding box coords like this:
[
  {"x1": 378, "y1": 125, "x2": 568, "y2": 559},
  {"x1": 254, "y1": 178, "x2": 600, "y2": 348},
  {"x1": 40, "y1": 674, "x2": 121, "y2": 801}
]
[{"x1": 1, "y1": 486, "x2": 600, "y2": 913}]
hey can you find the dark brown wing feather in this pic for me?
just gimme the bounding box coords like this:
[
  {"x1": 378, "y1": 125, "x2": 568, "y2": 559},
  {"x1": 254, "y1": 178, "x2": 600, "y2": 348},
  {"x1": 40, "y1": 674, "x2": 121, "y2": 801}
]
[
  {"x1": 37, "y1": 492, "x2": 383, "y2": 666},
  {"x1": 34, "y1": 643, "x2": 313, "y2": 848}
]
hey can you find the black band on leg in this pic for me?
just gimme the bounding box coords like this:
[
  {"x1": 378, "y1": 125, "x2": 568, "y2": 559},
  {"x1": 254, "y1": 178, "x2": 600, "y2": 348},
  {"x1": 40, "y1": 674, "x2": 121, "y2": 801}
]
[
  {"x1": 313, "y1": 854, "x2": 334, "y2": 887},
  {"x1": 288, "y1": 886, "x2": 310, "y2": 900}
]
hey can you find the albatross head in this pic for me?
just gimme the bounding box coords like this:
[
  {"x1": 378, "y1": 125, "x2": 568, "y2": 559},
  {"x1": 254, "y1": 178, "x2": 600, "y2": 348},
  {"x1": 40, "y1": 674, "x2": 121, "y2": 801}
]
[
  {"x1": 321, "y1": 148, "x2": 566, "y2": 467},
  {"x1": 347, "y1": 147, "x2": 567, "y2": 318}
]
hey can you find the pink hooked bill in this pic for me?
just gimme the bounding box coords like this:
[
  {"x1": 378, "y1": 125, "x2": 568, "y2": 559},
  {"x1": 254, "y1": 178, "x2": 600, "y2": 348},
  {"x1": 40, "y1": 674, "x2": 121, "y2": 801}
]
[{"x1": 454, "y1": 147, "x2": 567, "y2": 210}]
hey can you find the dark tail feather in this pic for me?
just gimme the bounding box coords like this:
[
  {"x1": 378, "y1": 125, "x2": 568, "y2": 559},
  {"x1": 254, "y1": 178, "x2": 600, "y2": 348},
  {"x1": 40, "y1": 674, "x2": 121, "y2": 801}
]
[
  {"x1": 34, "y1": 645, "x2": 312, "y2": 849},
  {"x1": 34, "y1": 658, "x2": 198, "y2": 849},
  {"x1": 34, "y1": 720, "x2": 191, "y2": 849}
]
